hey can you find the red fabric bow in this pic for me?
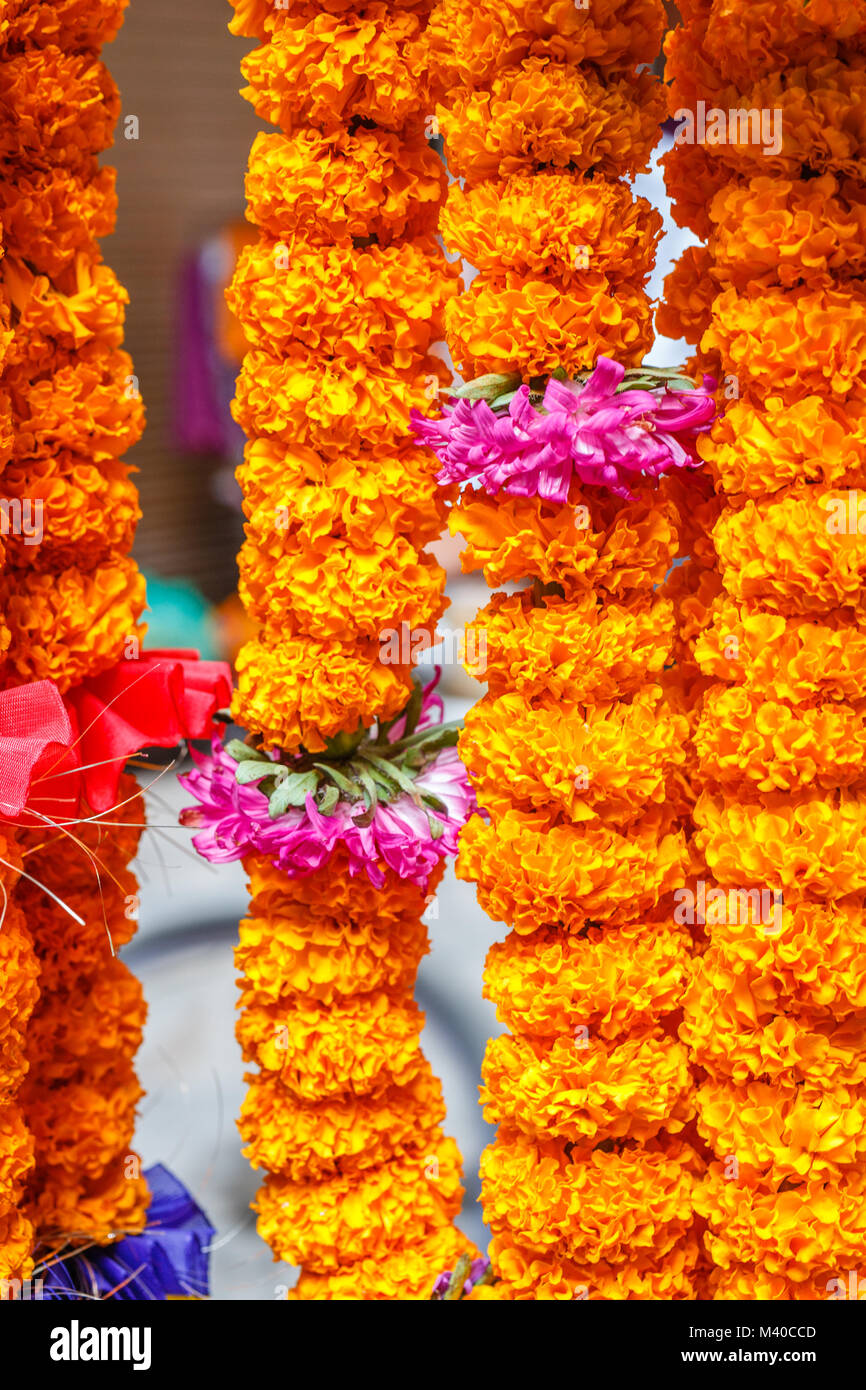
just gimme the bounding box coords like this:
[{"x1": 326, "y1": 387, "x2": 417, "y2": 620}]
[{"x1": 0, "y1": 650, "x2": 232, "y2": 826}]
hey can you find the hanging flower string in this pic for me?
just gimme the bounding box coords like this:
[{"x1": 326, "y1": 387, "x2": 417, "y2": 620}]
[
  {"x1": 181, "y1": 673, "x2": 474, "y2": 889},
  {"x1": 412, "y1": 358, "x2": 717, "y2": 503}
]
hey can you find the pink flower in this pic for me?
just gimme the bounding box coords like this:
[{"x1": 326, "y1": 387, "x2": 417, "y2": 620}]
[
  {"x1": 411, "y1": 357, "x2": 717, "y2": 502},
  {"x1": 179, "y1": 674, "x2": 475, "y2": 890}
]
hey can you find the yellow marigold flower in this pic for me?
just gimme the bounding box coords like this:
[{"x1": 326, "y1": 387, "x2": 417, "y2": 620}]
[
  {"x1": 0, "y1": 454, "x2": 139, "y2": 573},
  {"x1": 696, "y1": 684, "x2": 866, "y2": 795},
  {"x1": 695, "y1": 788, "x2": 866, "y2": 902},
  {"x1": 700, "y1": 394, "x2": 866, "y2": 498},
  {"x1": 244, "y1": 126, "x2": 445, "y2": 244},
  {"x1": 446, "y1": 270, "x2": 653, "y2": 378},
  {"x1": 228, "y1": 234, "x2": 460, "y2": 367},
  {"x1": 481, "y1": 1128, "x2": 701, "y2": 1265},
  {"x1": 0, "y1": 905, "x2": 39, "y2": 1103},
  {"x1": 255, "y1": 1135, "x2": 464, "y2": 1271},
  {"x1": 0, "y1": 555, "x2": 146, "y2": 691},
  {"x1": 0, "y1": 46, "x2": 119, "y2": 171},
  {"x1": 708, "y1": 1263, "x2": 844, "y2": 1301},
  {"x1": 22, "y1": 1060, "x2": 142, "y2": 1180},
  {"x1": 25, "y1": 961, "x2": 145, "y2": 1085},
  {"x1": 452, "y1": 483, "x2": 680, "y2": 595},
  {"x1": 698, "y1": 1163, "x2": 866, "y2": 1277},
  {"x1": 457, "y1": 803, "x2": 688, "y2": 935},
  {"x1": 472, "y1": 588, "x2": 674, "y2": 705},
  {"x1": 704, "y1": 284, "x2": 866, "y2": 402},
  {"x1": 238, "y1": 530, "x2": 446, "y2": 642},
  {"x1": 695, "y1": 1077, "x2": 866, "y2": 1182},
  {"x1": 236, "y1": 991, "x2": 426, "y2": 1101},
  {"x1": 5, "y1": 340, "x2": 144, "y2": 462},
  {"x1": 439, "y1": 61, "x2": 665, "y2": 185},
  {"x1": 713, "y1": 486, "x2": 866, "y2": 617},
  {"x1": 709, "y1": 174, "x2": 866, "y2": 292},
  {"x1": 482, "y1": 1026, "x2": 694, "y2": 1145},
  {"x1": 656, "y1": 244, "x2": 717, "y2": 346},
  {"x1": 233, "y1": 346, "x2": 448, "y2": 453},
  {"x1": 483, "y1": 918, "x2": 692, "y2": 1040},
  {"x1": 461, "y1": 686, "x2": 687, "y2": 827},
  {"x1": 489, "y1": 1233, "x2": 702, "y2": 1301},
  {"x1": 289, "y1": 1224, "x2": 477, "y2": 1301},
  {"x1": 0, "y1": 163, "x2": 115, "y2": 277},
  {"x1": 233, "y1": 632, "x2": 413, "y2": 753},
  {"x1": 238, "y1": 437, "x2": 448, "y2": 550},
  {"x1": 239, "y1": 1060, "x2": 445, "y2": 1182},
  {"x1": 1, "y1": 0, "x2": 128, "y2": 50},
  {"x1": 240, "y1": 8, "x2": 429, "y2": 134},
  {"x1": 440, "y1": 171, "x2": 662, "y2": 285}
]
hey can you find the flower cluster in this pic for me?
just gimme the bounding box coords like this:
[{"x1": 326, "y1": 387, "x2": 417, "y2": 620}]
[
  {"x1": 664, "y1": 0, "x2": 866, "y2": 1299},
  {"x1": 221, "y1": 0, "x2": 475, "y2": 1298},
  {"x1": 426, "y1": 0, "x2": 714, "y2": 1299},
  {"x1": 0, "y1": 6, "x2": 150, "y2": 1295}
]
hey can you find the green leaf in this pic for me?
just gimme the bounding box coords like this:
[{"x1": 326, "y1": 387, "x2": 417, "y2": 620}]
[
  {"x1": 427, "y1": 813, "x2": 445, "y2": 840},
  {"x1": 235, "y1": 759, "x2": 273, "y2": 784},
  {"x1": 452, "y1": 371, "x2": 521, "y2": 402},
  {"x1": 313, "y1": 762, "x2": 363, "y2": 798},
  {"x1": 358, "y1": 751, "x2": 419, "y2": 798},
  {"x1": 365, "y1": 763, "x2": 401, "y2": 799},
  {"x1": 401, "y1": 681, "x2": 424, "y2": 740},
  {"x1": 354, "y1": 765, "x2": 379, "y2": 813},
  {"x1": 268, "y1": 770, "x2": 320, "y2": 818},
  {"x1": 317, "y1": 785, "x2": 340, "y2": 817},
  {"x1": 225, "y1": 739, "x2": 268, "y2": 763},
  {"x1": 421, "y1": 792, "x2": 448, "y2": 813},
  {"x1": 490, "y1": 390, "x2": 518, "y2": 411}
]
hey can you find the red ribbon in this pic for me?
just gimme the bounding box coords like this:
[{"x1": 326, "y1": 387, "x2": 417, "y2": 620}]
[{"x1": 0, "y1": 649, "x2": 232, "y2": 826}]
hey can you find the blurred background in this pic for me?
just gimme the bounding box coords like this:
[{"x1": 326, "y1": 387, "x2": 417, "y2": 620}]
[{"x1": 106, "y1": 0, "x2": 693, "y2": 1297}]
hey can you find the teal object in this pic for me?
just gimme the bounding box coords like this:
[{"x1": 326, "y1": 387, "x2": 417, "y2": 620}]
[{"x1": 142, "y1": 572, "x2": 219, "y2": 659}]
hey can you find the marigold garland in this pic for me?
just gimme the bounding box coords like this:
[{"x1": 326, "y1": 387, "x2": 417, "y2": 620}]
[
  {"x1": 0, "y1": 1, "x2": 149, "y2": 1294},
  {"x1": 421, "y1": 0, "x2": 713, "y2": 1299},
  {"x1": 663, "y1": 0, "x2": 866, "y2": 1299},
  {"x1": 223, "y1": 0, "x2": 475, "y2": 1298}
]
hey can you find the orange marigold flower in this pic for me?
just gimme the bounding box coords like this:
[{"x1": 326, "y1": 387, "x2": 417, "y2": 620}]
[
  {"x1": 233, "y1": 346, "x2": 448, "y2": 453},
  {"x1": 244, "y1": 127, "x2": 445, "y2": 245},
  {"x1": 4, "y1": 340, "x2": 144, "y2": 463},
  {"x1": 227, "y1": 234, "x2": 460, "y2": 367},
  {"x1": 22, "y1": 1060, "x2": 142, "y2": 1180},
  {"x1": 235, "y1": 991, "x2": 426, "y2": 1101},
  {"x1": 0, "y1": 46, "x2": 119, "y2": 172},
  {"x1": 1, "y1": 0, "x2": 129, "y2": 50},
  {"x1": 0, "y1": 163, "x2": 115, "y2": 277},
  {"x1": 0, "y1": 1105, "x2": 34, "y2": 1217},
  {"x1": 695, "y1": 788, "x2": 866, "y2": 902},
  {"x1": 238, "y1": 531, "x2": 446, "y2": 642},
  {"x1": 457, "y1": 803, "x2": 688, "y2": 934},
  {"x1": 489, "y1": 1233, "x2": 702, "y2": 1301},
  {"x1": 661, "y1": 143, "x2": 736, "y2": 240},
  {"x1": 0, "y1": 905, "x2": 39, "y2": 1102},
  {"x1": 656, "y1": 245, "x2": 717, "y2": 346},
  {"x1": 461, "y1": 685, "x2": 687, "y2": 827},
  {"x1": 439, "y1": 61, "x2": 665, "y2": 185},
  {"x1": 440, "y1": 171, "x2": 662, "y2": 286},
  {"x1": 483, "y1": 918, "x2": 692, "y2": 1040},
  {"x1": 0, "y1": 1207, "x2": 34, "y2": 1284},
  {"x1": 28, "y1": 1164, "x2": 148, "y2": 1246},
  {"x1": 446, "y1": 270, "x2": 653, "y2": 378},
  {"x1": 0, "y1": 454, "x2": 139, "y2": 573},
  {"x1": 698, "y1": 1, "x2": 866, "y2": 84},
  {"x1": 451, "y1": 482, "x2": 680, "y2": 595},
  {"x1": 240, "y1": 8, "x2": 430, "y2": 134},
  {"x1": 25, "y1": 960, "x2": 145, "y2": 1084},
  {"x1": 3, "y1": 254, "x2": 127, "y2": 358},
  {"x1": 713, "y1": 486, "x2": 866, "y2": 617},
  {"x1": 704, "y1": 283, "x2": 866, "y2": 402},
  {"x1": 255, "y1": 1135, "x2": 464, "y2": 1271},
  {"x1": 699, "y1": 394, "x2": 866, "y2": 498},
  {"x1": 238, "y1": 1060, "x2": 445, "y2": 1182},
  {"x1": 238, "y1": 437, "x2": 448, "y2": 550},
  {"x1": 289, "y1": 1224, "x2": 476, "y2": 1301},
  {"x1": 482, "y1": 1027, "x2": 694, "y2": 1145},
  {"x1": 472, "y1": 588, "x2": 674, "y2": 705},
  {"x1": 0, "y1": 555, "x2": 146, "y2": 691},
  {"x1": 233, "y1": 632, "x2": 413, "y2": 753},
  {"x1": 481, "y1": 1128, "x2": 701, "y2": 1265}
]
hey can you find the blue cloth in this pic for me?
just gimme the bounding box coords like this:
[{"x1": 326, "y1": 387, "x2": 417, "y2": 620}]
[{"x1": 41, "y1": 1165, "x2": 215, "y2": 1301}]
